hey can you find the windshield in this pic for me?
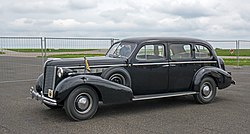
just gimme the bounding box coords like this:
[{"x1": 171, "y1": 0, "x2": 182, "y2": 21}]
[{"x1": 106, "y1": 42, "x2": 136, "y2": 58}]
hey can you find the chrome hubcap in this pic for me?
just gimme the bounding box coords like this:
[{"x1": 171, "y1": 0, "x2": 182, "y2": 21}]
[
  {"x1": 77, "y1": 97, "x2": 89, "y2": 110},
  {"x1": 74, "y1": 93, "x2": 92, "y2": 114},
  {"x1": 202, "y1": 86, "x2": 210, "y2": 96},
  {"x1": 201, "y1": 82, "x2": 212, "y2": 99},
  {"x1": 109, "y1": 74, "x2": 125, "y2": 85}
]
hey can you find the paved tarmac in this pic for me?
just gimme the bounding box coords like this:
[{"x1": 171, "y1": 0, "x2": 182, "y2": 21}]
[{"x1": 0, "y1": 57, "x2": 249, "y2": 134}]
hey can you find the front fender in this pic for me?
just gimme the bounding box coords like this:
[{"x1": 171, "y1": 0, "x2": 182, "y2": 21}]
[
  {"x1": 54, "y1": 75, "x2": 133, "y2": 104},
  {"x1": 193, "y1": 66, "x2": 233, "y2": 91}
]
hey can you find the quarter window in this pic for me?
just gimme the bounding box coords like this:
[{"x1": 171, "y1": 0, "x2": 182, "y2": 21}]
[
  {"x1": 195, "y1": 44, "x2": 212, "y2": 59},
  {"x1": 169, "y1": 44, "x2": 192, "y2": 60},
  {"x1": 136, "y1": 44, "x2": 165, "y2": 60}
]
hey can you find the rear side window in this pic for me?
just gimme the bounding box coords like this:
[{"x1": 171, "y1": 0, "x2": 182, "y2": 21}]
[
  {"x1": 136, "y1": 44, "x2": 165, "y2": 60},
  {"x1": 169, "y1": 44, "x2": 192, "y2": 60},
  {"x1": 195, "y1": 44, "x2": 212, "y2": 59}
]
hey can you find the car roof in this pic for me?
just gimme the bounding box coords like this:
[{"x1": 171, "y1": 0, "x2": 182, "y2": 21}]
[{"x1": 121, "y1": 37, "x2": 209, "y2": 44}]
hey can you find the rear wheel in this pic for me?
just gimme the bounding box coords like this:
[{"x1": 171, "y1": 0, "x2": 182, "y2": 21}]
[
  {"x1": 194, "y1": 77, "x2": 217, "y2": 104},
  {"x1": 64, "y1": 86, "x2": 98, "y2": 121}
]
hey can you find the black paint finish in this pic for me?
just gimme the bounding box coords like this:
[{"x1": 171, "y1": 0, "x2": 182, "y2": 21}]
[
  {"x1": 54, "y1": 75, "x2": 133, "y2": 104},
  {"x1": 35, "y1": 37, "x2": 234, "y2": 106},
  {"x1": 192, "y1": 66, "x2": 233, "y2": 91}
]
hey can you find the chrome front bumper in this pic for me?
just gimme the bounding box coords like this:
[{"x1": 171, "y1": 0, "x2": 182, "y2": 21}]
[{"x1": 30, "y1": 87, "x2": 57, "y2": 106}]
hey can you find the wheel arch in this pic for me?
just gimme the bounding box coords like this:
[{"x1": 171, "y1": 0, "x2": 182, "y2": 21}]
[
  {"x1": 75, "y1": 84, "x2": 103, "y2": 101},
  {"x1": 192, "y1": 66, "x2": 232, "y2": 91},
  {"x1": 54, "y1": 75, "x2": 133, "y2": 104}
]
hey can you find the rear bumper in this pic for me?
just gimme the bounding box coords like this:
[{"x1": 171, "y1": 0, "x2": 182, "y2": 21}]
[
  {"x1": 231, "y1": 80, "x2": 236, "y2": 85},
  {"x1": 228, "y1": 71, "x2": 236, "y2": 85},
  {"x1": 30, "y1": 87, "x2": 57, "y2": 106}
]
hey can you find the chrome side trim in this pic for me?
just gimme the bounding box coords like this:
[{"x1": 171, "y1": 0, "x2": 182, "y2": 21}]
[
  {"x1": 133, "y1": 62, "x2": 168, "y2": 66},
  {"x1": 60, "y1": 61, "x2": 216, "y2": 69},
  {"x1": 90, "y1": 64, "x2": 127, "y2": 68},
  {"x1": 61, "y1": 64, "x2": 127, "y2": 69},
  {"x1": 132, "y1": 61, "x2": 216, "y2": 66},
  {"x1": 133, "y1": 91, "x2": 198, "y2": 101},
  {"x1": 169, "y1": 61, "x2": 217, "y2": 64}
]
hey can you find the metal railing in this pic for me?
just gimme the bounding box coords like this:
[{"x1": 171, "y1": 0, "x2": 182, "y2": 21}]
[
  {"x1": 0, "y1": 37, "x2": 117, "y2": 83},
  {"x1": 0, "y1": 37, "x2": 249, "y2": 83},
  {"x1": 207, "y1": 40, "x2": 250, "y2": 67}
]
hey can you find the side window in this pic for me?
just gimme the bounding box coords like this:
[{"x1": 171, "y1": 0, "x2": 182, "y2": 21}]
[
  {"x1": 136, "y1": 44, "x2": 165, "y2": 60},
  {"x1": 169, "y1": 44, "x2": 192, "y2": 60},
  {"x1": 195, "y1": 44, "x2": 212, "y2": 59}
]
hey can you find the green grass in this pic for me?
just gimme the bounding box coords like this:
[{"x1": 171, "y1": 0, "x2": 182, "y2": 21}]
[
  {"x1": 0, "y1": 51, "x2": 5, "y2": 54},
  {"x1": 223, "y1": 58, "x2": 250, "y2": 66},
  {"x1": 45, "y1": 54, "x2": 105, "y2": 58},
  {"x1": 215, "y1": 48, "x2": 250, "y2": 56},
  {"x1": 7, "y1": 48, "x2": 97, "y2": 53}
]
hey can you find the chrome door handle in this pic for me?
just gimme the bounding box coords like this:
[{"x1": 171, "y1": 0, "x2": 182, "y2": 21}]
[
  {"x1": 162, "y1": 65, "x2": 170, "y2": 67},
  {"x1": 170, "y1": 64, "x2": 176, "y2": 67}
]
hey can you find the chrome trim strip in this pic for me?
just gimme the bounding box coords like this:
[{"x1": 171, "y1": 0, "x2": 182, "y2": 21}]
[
  {"x1": 133, "y1": 92, "x2": 198, "y2": 101},
  {"x1": 90, "y1": 64, "x2": 127, "y2": 68},
  {"x1": 61, "y1": 64, "x2": 127, "y2": 69},
  {"x1": 169, "y1": 61, "x2": 217, "y2": 64},
  {"x1": 132, "y1": 61, "x2": 216, "y2": 66},
  {"x1": 52, "y1": 66, "x2": 57, "y2": 91},
  {"x1": 133, "y1": 62, "x2": 168, "y2": 66},
  {"x1": 60, "y1": 61, "x2": 216, "y2": 69},
  {"x1": 217, "y1": 58, "x2": 222, "y2": 68}
]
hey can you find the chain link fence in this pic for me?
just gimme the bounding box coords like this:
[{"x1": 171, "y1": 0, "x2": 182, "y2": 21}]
[
  {"x1": 0, "y1": 37, "x2": 43, "y2": 83},
  {"x1": 0, "y1": 37, "x2": 249, "y2": 83},
  {"x1": 207, "y1": 40, "x2": 250, "y2": 67},
  {"x1": 0, "y1": 37, "x2": 117, "y2": 83}
]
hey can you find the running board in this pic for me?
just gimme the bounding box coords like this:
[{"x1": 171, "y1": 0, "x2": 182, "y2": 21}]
[{"x1": 132, "y1": 91, "x2": 198, "y2": 101}]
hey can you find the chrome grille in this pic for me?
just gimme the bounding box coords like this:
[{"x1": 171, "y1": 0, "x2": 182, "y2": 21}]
[{"x1": 43, "y1": 66, "x2": 55, "y2": 94}]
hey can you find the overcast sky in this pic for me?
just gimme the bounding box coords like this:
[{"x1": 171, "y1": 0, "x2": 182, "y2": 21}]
[{"x1": 0, "y1": 0, "x2": 249, "y2": 39}]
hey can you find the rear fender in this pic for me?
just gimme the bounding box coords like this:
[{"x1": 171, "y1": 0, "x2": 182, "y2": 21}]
[
  {"x1": 54, "y1": 75, "x2": 133, "y2": 104},
  {"x1": 192, "y1": 66, "x2": 232, "y2": 91}
]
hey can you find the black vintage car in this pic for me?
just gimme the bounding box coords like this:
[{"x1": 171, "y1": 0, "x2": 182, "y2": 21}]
[{"x1": 30, "y1": 37, "x2": 235, "y2": 121}]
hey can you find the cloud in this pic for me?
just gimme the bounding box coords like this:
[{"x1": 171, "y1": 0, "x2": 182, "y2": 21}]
[
  {"x1": 11, "y1": 18, "x2": 51, "y2": 26},
  {"x1": 9, "y1": 0, "x2": 67, "y2": 14},
  {"x1": 0, "y1": 0, "x2": 250, "y2": 39},
  {"x1": 53, "y1": 19, "x2": 81, "y2": 27},
  {"x1": 100, "y1": 8, "x2": 134, "y2": 23},
  {"x1": 153, "y1": 0, "x2": 217, "y2": 18},
  {"x1": 68, "y1": 0, "x2": 97, "y2": 10}
]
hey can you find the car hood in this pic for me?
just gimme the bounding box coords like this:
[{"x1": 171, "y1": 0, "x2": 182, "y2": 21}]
[{"x1": 45, "y1": 56, "x2": 127, "y2": 67}]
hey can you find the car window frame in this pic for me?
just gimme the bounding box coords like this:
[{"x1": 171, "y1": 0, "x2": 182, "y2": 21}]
[
  {"x1": 193, "y1": 43, "x2": 214, "y2": 60},
  {"x1": 168, "y1": 42, "x2": 194, "y2": 61},
  {"x1": 134, "y1": 42, "x2": 167, "y2": 62}
]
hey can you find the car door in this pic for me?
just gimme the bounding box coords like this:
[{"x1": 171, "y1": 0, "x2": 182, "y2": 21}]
[
  {"x1": 168, "y1": 42, "x2": 195, "y2": 92},
  {"x1": 128, "y1": 43, "x2": 169, "y2": 95}
]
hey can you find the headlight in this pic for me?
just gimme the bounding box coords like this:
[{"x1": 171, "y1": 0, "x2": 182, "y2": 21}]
[{"x1": 57, "y1": 67, "x2": 64, "y2": 78}]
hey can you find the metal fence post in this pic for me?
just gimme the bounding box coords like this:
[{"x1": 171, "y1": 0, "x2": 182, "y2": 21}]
[
  {"x1": 0, "y1": 39, "x2": 2, "y2": 53},
  {"x1": 111, "y1": 38, "x2": 114, "y2": 46},
  {"x1": 44, "y1": 37, "x2": 47, "y2": 58},
  {"x1": 41, "y1": 37, "x2": 44, "y2": 65},
  {"x1": 237, "y1": 40, "x2": 239, "y2": 67}
]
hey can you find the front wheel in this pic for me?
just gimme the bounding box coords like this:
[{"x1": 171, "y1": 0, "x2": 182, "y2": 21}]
[
  {"x1": 64, "y1": 86, "x2": 99, "y2": 121},
  {"x1": 194, "y1": 77, "x2": 217, "y2": 104}
]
